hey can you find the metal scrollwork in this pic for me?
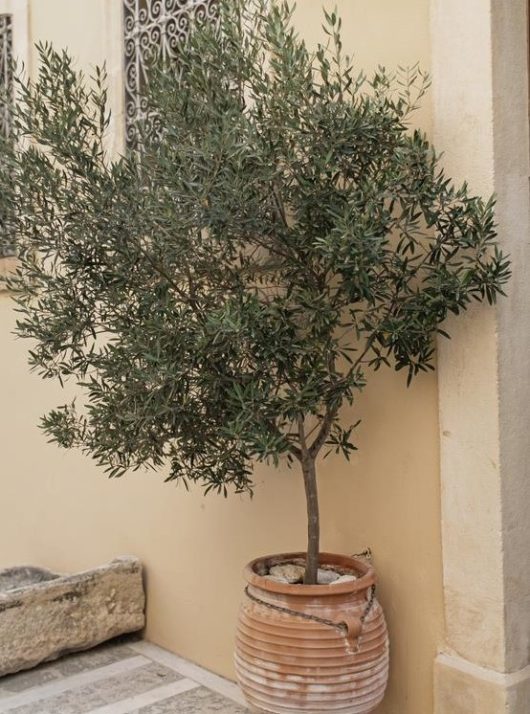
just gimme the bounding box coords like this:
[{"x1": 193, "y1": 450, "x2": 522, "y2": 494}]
[
  {"x1": 0, "y1": 14, "x2": 12, "y2": 142},
  {"x1": 0, "y1": 13, "x2": 14, "y2": 258},
  {"x1": 123, "y1": 0, "x2": 219, "y2": 149}
]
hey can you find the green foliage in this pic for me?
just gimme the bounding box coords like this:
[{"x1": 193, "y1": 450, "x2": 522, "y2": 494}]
[{"x1": 0, "y1": 0, "x2": 510, "y2": 495}]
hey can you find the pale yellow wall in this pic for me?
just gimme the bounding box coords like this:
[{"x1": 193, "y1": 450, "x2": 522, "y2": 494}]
[{"x1": 0, "y1": 2, "x2": 442, "y2": 713}]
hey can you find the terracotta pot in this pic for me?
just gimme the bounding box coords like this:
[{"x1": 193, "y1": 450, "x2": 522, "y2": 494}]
[{"x1": 235, "y1": 552, "x2": 389, "y2": 713}]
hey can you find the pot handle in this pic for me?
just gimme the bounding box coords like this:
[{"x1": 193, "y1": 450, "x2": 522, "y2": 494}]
[
  {"x1": 337, "y1": 615, "x2": 362, "y2": 646},
  {"x1": 338, "y1": 584, "x2": 377, "y2": 648}
]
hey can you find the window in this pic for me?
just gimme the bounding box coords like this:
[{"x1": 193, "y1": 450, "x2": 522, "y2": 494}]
[
  {"x1": 0, "y1": 0, "x2": 28, "y2": 266},
  {"x1": 0, "y1": 12, "x2": 13, "y2": 258},
  {"x1": 123, "y1": 0, "x2": 218, "y2": 148},
  {"x1": 0, "y1": 13, "x2": 12, "y2": 141}
]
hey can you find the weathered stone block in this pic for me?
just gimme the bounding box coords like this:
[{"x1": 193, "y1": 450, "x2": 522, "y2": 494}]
[{"x1": 0, "y1": 556, "x2": 145, "y2": 676}]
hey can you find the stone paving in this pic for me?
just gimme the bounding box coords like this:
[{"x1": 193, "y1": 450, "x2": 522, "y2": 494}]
[{"x1": 0, "y1": 637, "x2": 249, "y2": 713}]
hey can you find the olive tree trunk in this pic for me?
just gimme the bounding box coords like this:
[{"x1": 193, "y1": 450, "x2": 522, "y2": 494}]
[{"x1": 301, "y1": 452, "x2": 320, "y2": 585}]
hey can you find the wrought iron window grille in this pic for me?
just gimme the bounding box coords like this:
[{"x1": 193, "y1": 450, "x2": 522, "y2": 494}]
[
  {"x1": 123, "y1": 0, "x2": 218, "y2": 149},
  {"x1": 0, "y1": 12, "x2": 14, "y2": 258}
]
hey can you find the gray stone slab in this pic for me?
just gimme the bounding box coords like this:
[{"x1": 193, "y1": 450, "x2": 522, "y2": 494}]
[
  {"x1": 7, "y1": 662, "x2": 181, "y2": 714},
  {"x1": 0, "y1": 639, "x2": 248, "y2": 714},
  {"x1": 133, "y1": 687, "x2": 249, "y2": 713},
  {"x1": 0, "y1": 639, "x2": 137, "y2": 698}
]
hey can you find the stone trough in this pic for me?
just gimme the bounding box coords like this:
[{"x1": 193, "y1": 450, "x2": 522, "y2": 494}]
[{"x1": 0, "y1": 556, "x2": 145, "y2": 676}]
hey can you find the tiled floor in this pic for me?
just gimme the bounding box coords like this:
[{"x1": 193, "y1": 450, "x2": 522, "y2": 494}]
[{"x1": 0, "y1": 638, "x2": 249, "y2": 713}]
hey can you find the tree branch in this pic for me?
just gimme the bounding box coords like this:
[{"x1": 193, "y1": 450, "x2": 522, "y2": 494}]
[{"x1": 309, "y1": 405, "x2": 338, "y2": 458}]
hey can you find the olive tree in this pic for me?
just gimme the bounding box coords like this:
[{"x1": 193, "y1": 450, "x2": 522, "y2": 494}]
[{"x1": 0, "y1": 0, "x2": 509, "y2": 583}]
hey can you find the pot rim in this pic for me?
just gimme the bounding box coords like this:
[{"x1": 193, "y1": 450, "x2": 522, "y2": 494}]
[{"x1": 244, "y1": 552, "x2": 376, "y2": 596}]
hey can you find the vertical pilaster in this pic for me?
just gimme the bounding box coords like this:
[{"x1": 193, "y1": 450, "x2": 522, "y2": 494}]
[{"x1": 432, "y1": 0, "x2": 530, "y2": 710}]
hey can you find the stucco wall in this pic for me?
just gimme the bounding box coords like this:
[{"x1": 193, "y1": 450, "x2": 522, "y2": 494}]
[{"x1": 0, "y1": 2, "x2": 442, "y2": 713}]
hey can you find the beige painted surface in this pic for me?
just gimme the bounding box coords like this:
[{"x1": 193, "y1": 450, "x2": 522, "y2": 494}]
[
  {"x1": 435, "y1": 654, "x2": 530, "y2": 714},
  {"x1": 28, "y1": 0, "x2": 107, "y2": 72},
  {"x1": 435, "y1": 658, "x2": 508, "y2": 714},
  {"x1": 0, "y1": 2, "x2": 443, "y2": 713}
]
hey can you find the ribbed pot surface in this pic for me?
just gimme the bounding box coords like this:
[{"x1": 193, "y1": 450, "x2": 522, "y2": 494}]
[{"x1": 235, "y1": 553, "x2": 389, "y2": 714}]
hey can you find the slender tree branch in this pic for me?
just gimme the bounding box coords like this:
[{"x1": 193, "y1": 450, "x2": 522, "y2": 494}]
[{"x1": 309, "y1": 405, "x2": 339, "y2": 458}]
